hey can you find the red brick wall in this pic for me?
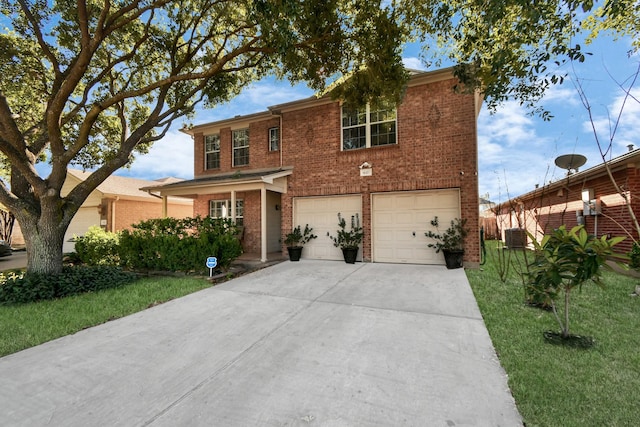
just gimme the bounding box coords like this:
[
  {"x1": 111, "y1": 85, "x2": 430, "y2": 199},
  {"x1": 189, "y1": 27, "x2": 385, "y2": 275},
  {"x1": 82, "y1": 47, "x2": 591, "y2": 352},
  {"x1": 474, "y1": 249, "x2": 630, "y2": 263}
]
[
  {"x1": 104, "y1": 199, "x2": 192, "y2": 232},
  {"x1": 501, "y1": 166, "x2": 640, "y2": 254},
  {"x1": 194, "y1": 118, "x2": 281, "y2": 175},
  {"x1": 192, "y1": 76, "x2": 480, "y2": 263}
]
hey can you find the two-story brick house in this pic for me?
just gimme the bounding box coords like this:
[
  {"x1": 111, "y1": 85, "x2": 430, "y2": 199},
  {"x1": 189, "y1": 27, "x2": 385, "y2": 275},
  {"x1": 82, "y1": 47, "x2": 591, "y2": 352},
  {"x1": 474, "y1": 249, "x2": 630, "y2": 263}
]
[{"x1": 148, "y1": 68, "x2": 482, "y2": 266}]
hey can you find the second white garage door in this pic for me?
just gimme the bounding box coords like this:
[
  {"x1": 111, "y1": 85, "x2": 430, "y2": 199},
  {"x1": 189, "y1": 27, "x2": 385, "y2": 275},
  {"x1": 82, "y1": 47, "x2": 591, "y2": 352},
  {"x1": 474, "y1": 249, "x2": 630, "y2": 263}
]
[
  {"x1": 372, "y1": 190, "x2": 460, "y2": 265},
  {"x1": 293, "y1": 195, "x2": 362, "y2": 261}
]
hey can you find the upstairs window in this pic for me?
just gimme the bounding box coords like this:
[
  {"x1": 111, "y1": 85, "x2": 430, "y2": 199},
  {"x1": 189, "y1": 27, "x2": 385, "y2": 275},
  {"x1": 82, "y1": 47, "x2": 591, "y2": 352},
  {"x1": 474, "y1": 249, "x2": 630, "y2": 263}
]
[
  {"x1": 269, "y1": 127, "x2": 280, "y2": 151},
  {"x1": 204, "y1": 134, "x2": 220, "y2": 170},
  {"x1": 341, "y1": 101, "x2": 396, "y2": 150},
  {"x1": 232, "y1": 129, "x2": 250, "y2": 167}
]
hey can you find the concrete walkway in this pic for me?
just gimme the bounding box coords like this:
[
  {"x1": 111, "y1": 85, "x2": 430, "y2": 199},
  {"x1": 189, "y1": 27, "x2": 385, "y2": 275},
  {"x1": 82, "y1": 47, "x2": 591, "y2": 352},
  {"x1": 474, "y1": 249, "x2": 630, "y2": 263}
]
[{"x1": 0, "y1": 261, "x2": 522, "y2": 426}]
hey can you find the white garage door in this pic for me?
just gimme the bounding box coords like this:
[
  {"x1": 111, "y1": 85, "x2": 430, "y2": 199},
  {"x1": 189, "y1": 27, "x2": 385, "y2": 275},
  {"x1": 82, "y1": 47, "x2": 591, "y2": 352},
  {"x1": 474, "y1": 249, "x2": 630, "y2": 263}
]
[
  {"x1": 64, "y1": 206, "x2": 101, "y2": 253},
  {"x1": 293, "y1": 195, "x2": 362, "y2": 261},
  {"x1": 372, "y1": 190, "x2": 460, "y2": 265}
]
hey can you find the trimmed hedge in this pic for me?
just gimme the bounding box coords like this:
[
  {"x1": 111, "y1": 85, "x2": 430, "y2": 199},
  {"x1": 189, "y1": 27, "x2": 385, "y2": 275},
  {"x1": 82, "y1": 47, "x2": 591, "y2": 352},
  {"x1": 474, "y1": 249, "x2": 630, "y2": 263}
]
[
  {"x1": 0, "y1": 266, "x2": 138, "y2": 305},
  {"x1": 118, "y1": 216, "x2": 242, "y2": 273}
]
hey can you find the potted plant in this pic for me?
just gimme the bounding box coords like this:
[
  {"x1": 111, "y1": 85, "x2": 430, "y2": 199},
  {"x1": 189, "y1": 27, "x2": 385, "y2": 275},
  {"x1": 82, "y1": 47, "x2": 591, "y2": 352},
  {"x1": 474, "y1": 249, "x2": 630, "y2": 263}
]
[
  {"x1": 425, "y1": 216, "x2": 469, "y2": 269},
  {"x1": 284, "y1": 224, "x2": 317, "y2": 261},
  {"x1": 328, "y1": 213, "x2": 364, "y2": 264}
]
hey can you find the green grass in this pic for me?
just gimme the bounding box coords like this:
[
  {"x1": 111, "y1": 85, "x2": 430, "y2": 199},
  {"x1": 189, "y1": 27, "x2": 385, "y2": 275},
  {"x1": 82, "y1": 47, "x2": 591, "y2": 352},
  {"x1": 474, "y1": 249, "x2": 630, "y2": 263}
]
[
  {"x1": 0, "y1": 276, "x2": 212, "y2": 357},
  {"x1": 467, "y1": 242, "x2": 640, "y2": 427}
]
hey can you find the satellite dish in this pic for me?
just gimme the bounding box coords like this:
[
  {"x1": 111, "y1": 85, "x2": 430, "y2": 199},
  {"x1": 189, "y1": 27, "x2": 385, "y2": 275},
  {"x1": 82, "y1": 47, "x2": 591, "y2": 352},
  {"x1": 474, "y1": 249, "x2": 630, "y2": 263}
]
[{"x1": 555, "y1": 154, "x2": 587, "y2": 172}]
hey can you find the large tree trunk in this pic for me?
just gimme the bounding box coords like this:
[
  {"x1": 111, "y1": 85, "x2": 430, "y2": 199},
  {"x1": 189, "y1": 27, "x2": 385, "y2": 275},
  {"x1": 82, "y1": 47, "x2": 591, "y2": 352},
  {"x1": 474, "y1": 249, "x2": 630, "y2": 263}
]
[{"x1": 13, "y1": 205, "x2": 72, "y2": 276}]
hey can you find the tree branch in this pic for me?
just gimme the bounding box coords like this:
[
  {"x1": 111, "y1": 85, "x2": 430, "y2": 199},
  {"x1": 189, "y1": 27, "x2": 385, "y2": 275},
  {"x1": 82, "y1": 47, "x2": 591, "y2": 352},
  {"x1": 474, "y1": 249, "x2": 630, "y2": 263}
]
[{"x1": 16, "y1": 0, "x2": 60, "y2": 78}]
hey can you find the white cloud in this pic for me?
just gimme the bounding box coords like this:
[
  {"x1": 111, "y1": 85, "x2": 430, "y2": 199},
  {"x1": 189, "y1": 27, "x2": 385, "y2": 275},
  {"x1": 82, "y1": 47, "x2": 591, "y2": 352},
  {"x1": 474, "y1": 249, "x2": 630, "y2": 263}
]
[
  {"x1": 477, "y1": 102, "x2": 558, "y2": 203},
  {"x1": 122, "y1": 129, "x2": 194, "y2": 180},
  {"x1": 582, "y1": 88, "x2": 640, "y2": 153},
  {"x1": 402, "y1": 57, "x2": 426, "y2": 71},
  {"x1": 241, "y1": 80, "x2": 315, "y2": 106},
  {"x1": 542, "y1": 84, "x2": 581, "y2": 106},
  {"x1": 190, "y1": 78, "x2": 315, "y2": 126}
]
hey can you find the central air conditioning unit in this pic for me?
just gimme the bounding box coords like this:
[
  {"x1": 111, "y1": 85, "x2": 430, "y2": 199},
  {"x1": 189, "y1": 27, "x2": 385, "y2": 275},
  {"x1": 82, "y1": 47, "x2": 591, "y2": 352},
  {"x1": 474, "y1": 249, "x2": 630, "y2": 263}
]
[{"x1": 505, "y1": 228, "x2": 526, "y2": 249}]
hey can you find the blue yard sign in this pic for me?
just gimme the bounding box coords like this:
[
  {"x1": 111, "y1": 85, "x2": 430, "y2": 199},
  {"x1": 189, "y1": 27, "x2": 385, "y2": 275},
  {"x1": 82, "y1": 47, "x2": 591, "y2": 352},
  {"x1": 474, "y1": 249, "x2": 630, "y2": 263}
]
[
  {"x1": 206, "y1": 256, "x2": 218, "y2": 268},
  {"x1": 206, "y1": 257, "x2": 217, "y2": 277}
]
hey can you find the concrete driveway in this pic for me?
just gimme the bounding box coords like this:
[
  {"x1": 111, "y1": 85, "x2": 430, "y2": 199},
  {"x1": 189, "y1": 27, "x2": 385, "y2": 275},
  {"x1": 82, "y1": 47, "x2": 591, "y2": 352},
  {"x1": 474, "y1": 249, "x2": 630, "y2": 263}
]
[
  {"x1": 0, "y1": 261, "x2": 522, "y2": 426},
  {"x1": 0, "y1": 250, "x2": 27, "y2": 271}
]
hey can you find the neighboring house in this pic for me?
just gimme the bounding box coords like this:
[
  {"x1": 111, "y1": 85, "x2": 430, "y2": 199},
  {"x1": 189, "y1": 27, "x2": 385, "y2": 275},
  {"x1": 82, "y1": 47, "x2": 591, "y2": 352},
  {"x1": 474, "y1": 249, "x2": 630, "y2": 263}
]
[
  {"x1": 12, "y1": 170, "x2": 193, "y2": 253},
  {"x1": 494, "y1": 148, "x2": 640, "y2": 253},
  {"x1": 146, "y1": 68, "x2": 483, "y2": 266},
  {"x1": 479, "y1": 193, "x2": 496, "y2": 217}
]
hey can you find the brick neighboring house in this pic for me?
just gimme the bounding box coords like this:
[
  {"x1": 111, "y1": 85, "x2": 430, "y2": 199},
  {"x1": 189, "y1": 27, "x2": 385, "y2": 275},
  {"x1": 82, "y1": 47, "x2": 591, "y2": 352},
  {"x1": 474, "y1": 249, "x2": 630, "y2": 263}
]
[
  {"x1": 148, "y1": 68, "x2": 483, "y2": 266},
  {"x1": 12, "y1": 170, "x2": 194, "y2": 252},
  {"x1": 494, "y1": 148, "x2": 640, "y2": 254}
]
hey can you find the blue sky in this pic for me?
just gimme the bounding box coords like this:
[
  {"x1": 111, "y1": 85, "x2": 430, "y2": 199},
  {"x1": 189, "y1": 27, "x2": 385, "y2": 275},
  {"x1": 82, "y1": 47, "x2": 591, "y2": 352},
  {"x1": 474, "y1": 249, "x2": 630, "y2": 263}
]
[{"x1": 117, "y1": 34, "x2": 640, "y2": 205}]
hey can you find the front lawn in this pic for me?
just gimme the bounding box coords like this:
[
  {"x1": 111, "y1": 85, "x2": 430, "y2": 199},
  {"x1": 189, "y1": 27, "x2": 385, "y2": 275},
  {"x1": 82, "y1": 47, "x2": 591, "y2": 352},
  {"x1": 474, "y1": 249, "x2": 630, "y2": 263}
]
[
  {"x1": 466, "y1": 243, "x2": 640, "y2": 427},
  {"x1": 0, "y1": 276, "x2": 211, "y2": 357}
]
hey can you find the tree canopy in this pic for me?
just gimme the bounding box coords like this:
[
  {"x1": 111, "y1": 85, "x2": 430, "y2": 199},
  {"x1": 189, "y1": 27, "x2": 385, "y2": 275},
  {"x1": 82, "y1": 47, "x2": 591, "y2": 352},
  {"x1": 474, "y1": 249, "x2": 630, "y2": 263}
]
[
  {"x1": 400, "y1": 0, "x2": 639, "y2": 118},
  {"x1": 0, "y1": 0, "x2": 637, "y2": 275},
  {"x1": 0, "y1": 0, "x2": 408, "y2": 274}
]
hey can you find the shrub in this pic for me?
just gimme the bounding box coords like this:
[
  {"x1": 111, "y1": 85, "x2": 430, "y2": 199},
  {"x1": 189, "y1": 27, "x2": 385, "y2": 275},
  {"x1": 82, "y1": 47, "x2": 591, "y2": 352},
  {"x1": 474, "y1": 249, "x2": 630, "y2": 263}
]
[
  {"x1": 0, "y1": 266, "x2": 138, "y2": 305},
  {"x1": 118, "y1": 216, "x2": 242, "y2": 273},
  {"x1": 526, "y1": 225, "x2": 627, "y2": 339},
  {"x1": 284, "y1": 224, "x2": 317, "y2": 247},
  {"x1": 328, "y1": 213, "x2": 363, "y2": 249},
  {"x1": 74, "y1": 226, "x2": 120, "y2": 265},
  {"x1": 425, "y1": 216, "x2": 469, "y2": 253},
  {"x1": 629, "y1": 241, "x2": 640, "y2": 269}
]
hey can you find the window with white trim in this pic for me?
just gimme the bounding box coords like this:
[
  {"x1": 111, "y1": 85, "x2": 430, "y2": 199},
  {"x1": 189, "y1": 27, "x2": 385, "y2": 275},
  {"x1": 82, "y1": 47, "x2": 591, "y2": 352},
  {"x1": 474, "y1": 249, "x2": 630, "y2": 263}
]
[
  {"x1": 204, "y1": 134, "x2": 220, "y2": 170},
  {"x1": 232, "y1": 128, "x2": 249, "y2": 166},
  {"x1": 269, "y1": 127, "x2": 279, "y2": 151},
  {"x1": 209, "y1": 199, "x2": 244, "y2": 226},
  {"x1": 341, "y1": 101, "x2": 396, "y2": 150}
]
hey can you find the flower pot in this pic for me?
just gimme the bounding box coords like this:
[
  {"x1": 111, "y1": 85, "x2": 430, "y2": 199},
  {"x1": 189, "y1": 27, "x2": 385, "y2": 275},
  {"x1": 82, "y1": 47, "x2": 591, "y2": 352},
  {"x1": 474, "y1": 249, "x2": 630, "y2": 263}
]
[
  {"x1": 341, "y1": 247, "x2": 359, "y2": 264},
  {"x1": 287, "y1": 246, "x2": 303, "y2": 262},
  {"x1": 442, "y1": 249, "x2": 464, "y2": 269}
]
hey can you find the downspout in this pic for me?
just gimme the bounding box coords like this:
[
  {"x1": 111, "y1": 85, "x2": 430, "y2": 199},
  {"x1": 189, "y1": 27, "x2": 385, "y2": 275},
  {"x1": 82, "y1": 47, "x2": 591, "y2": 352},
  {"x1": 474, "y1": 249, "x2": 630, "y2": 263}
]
[
  {"x1": 145, "y1": 189, "x2": 168, "y2": 218},
  {"x1": 279, "y1": 113, "x2": 283, "y2": 168},
  {"x1": 111, "y1": 196, "x2": 119, "y2": 232}
]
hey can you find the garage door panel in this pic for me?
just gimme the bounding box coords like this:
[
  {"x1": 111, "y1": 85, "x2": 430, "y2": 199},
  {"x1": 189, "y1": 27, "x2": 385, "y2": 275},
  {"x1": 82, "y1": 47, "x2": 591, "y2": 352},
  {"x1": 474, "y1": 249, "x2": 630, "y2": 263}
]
[
  {"x1": 415, "y1": 211, "x2": 433, "y2": 224},
  {"x1": 395, "y1": 195, "x2": 416, "y2": 210},
  {"x1": 64, "y1": 206, "x2": 101, "y2": 253},
  {"x1": 294, "y1": 195, "x2": 362, "y2": 261},
  {"x1": 376, "y1": 229, "x2": 395, "y2": 242},
  {"x1": 375, "y1": 197, "x2": 395, "y2": 210},
  {"x1": 375, "y1": 212, "x2": 395, "y2": 226},
  {"x1": 372, "y1": 190, "x2": 460, "y2": 265}
]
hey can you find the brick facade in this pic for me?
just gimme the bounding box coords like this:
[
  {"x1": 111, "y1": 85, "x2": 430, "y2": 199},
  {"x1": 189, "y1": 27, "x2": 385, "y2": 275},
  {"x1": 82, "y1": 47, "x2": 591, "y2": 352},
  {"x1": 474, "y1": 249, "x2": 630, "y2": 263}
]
[
  {"x1": 186, "y1": 69, "x2": 481, "y2": 264},
  {"x1": 495, "y1": 155, "x2": 640, "y2": 254},
  {"x1": 102, "y1": 198, "x2": 193, "y2": 232}
]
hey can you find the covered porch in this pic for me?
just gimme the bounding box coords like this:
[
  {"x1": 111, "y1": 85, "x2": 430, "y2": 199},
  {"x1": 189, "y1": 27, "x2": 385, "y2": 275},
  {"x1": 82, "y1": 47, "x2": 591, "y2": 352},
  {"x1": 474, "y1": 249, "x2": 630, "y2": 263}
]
[{"x1": 142, "y1": 167, "x2": 292, "y2": 262}]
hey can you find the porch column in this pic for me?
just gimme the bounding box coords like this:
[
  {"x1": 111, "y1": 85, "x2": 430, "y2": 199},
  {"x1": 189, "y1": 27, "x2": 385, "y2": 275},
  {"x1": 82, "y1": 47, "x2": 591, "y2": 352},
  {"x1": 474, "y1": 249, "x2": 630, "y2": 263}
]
[
  {"x1": 162, "y1": 196, "x2": 168, "y2": 218},
  {"x1": 230, "y1": 190, "x2": 236, "y2": 222},
  {"x1": 261, "y1": 187, "x2": 267, "y2": 262}
]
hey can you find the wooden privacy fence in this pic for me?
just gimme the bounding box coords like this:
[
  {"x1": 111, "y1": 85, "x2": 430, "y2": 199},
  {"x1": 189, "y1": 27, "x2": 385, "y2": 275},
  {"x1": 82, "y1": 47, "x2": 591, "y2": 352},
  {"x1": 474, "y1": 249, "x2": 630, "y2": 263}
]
[{"x1": 480, "y1": 216, "x2": 500, "y2": 240}]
